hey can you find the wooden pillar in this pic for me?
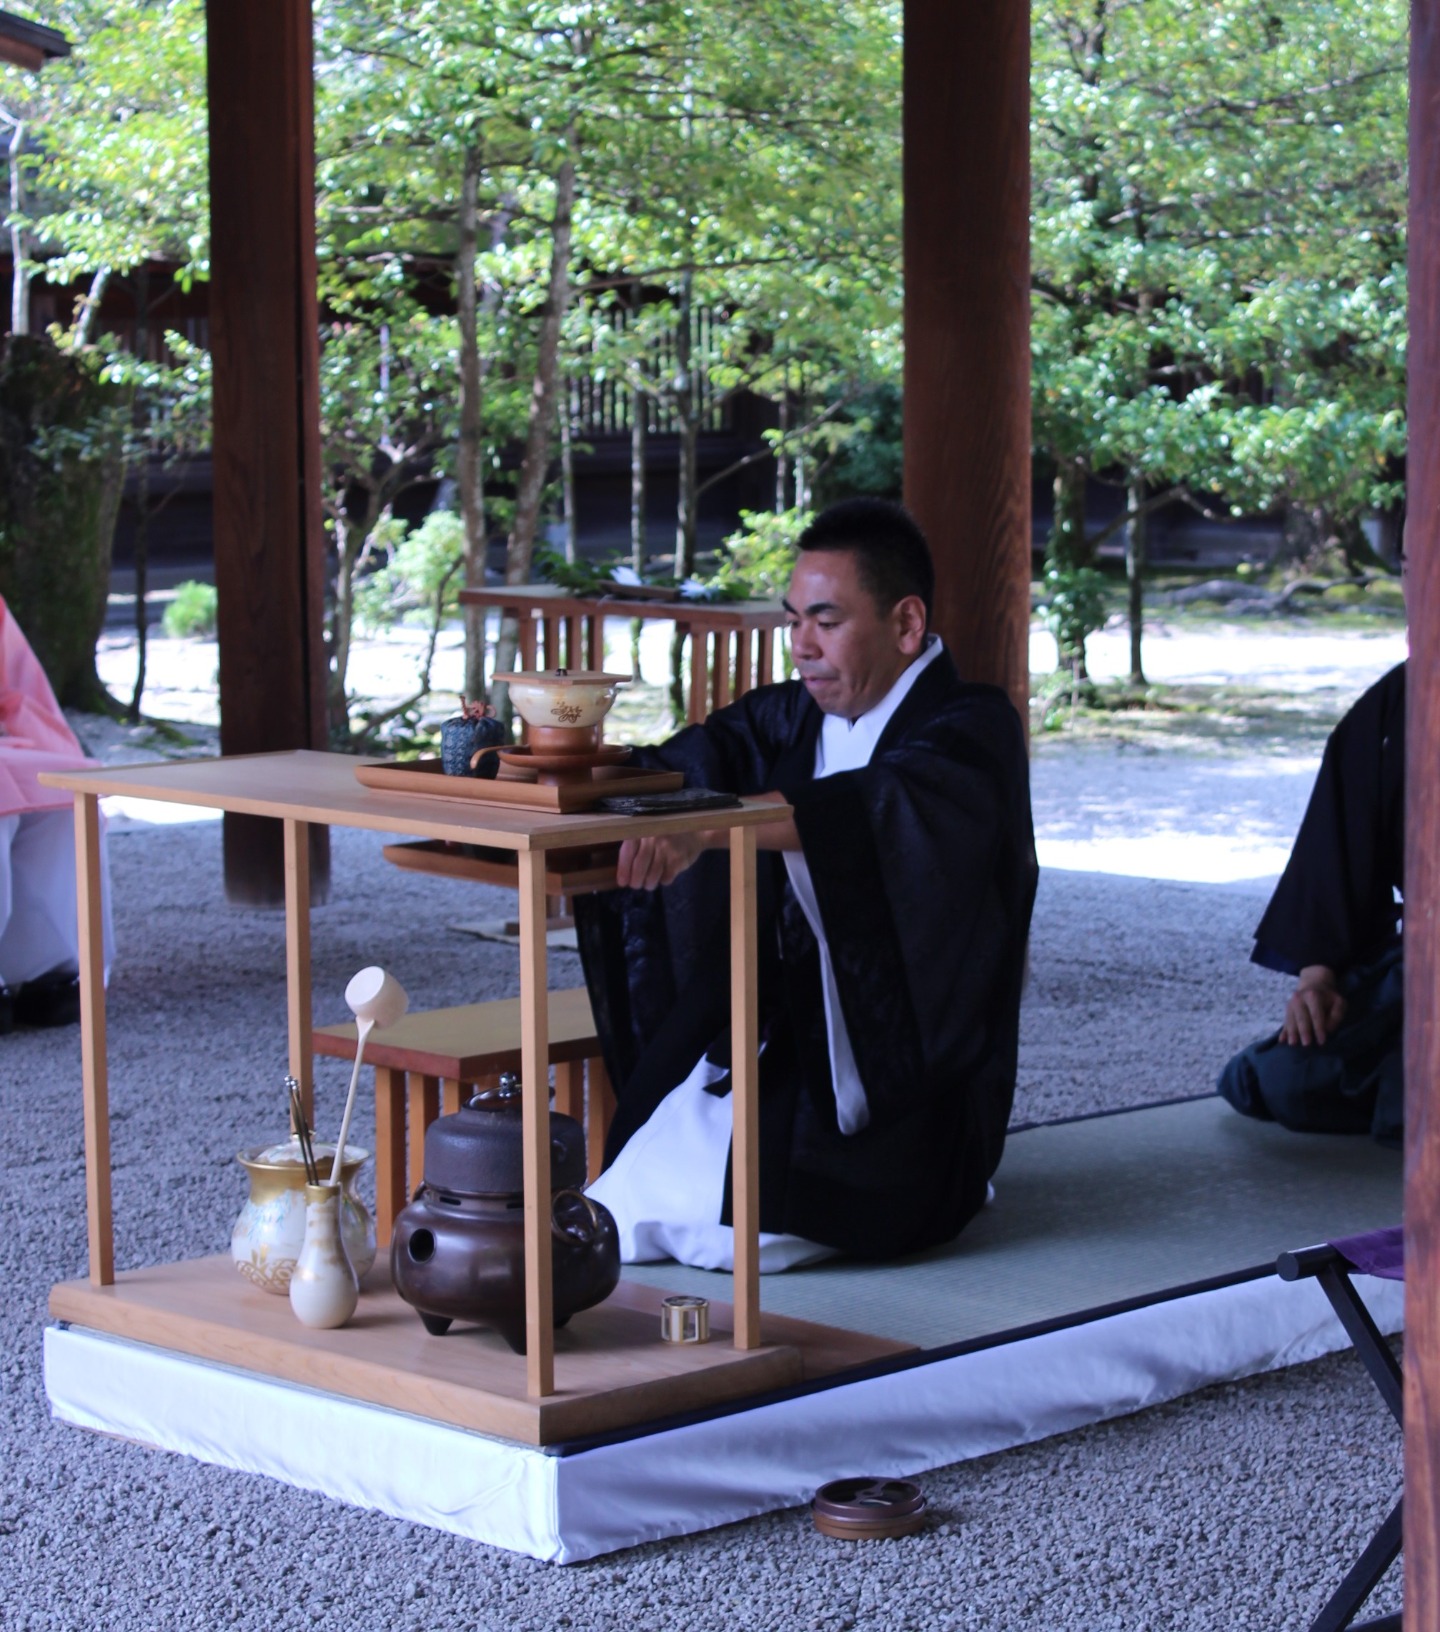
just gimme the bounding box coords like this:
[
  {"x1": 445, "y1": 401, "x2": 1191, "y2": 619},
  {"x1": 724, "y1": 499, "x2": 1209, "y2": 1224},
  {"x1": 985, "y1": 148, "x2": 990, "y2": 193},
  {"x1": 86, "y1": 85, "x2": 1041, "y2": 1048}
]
[
  {"x1": 902, "y1": 0, "x2": 1031, "y2": 726},
  {"x1": 206, "y1": 0, "x2": 329, "y2": 905},
  {"x1": 1408, "y1": 5, "x2": 1440, "y2": 1621}
]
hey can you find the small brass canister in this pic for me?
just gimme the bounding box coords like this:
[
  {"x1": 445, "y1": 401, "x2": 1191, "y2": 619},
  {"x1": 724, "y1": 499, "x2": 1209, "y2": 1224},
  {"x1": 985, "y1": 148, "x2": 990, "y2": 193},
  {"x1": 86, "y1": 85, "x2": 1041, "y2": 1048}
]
[{"x1": 660, "y1": 1295, "x2": 710, "y2": 1344}]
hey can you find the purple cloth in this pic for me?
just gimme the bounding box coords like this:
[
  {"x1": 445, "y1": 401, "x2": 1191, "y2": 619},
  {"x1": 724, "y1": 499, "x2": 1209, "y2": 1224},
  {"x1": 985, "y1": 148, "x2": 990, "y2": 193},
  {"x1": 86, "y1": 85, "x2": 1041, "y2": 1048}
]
[{"x1": 1329, "y1": 1226, "x2": 1404, "y2": 1281}]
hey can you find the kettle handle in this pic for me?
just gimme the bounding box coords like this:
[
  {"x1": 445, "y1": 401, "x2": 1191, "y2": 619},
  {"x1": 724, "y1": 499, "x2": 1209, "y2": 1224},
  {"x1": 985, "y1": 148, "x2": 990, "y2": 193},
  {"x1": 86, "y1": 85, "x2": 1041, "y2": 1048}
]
[{"x1": 550, "y1": 1188, "x2": 604, "y2": 1246}]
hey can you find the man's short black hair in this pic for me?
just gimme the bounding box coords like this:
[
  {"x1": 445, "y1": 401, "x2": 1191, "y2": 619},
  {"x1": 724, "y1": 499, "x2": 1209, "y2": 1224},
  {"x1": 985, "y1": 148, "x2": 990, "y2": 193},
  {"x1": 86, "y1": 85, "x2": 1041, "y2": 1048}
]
[{"x1": 795, "y1": 498, "x2": 934, "y2": 620}]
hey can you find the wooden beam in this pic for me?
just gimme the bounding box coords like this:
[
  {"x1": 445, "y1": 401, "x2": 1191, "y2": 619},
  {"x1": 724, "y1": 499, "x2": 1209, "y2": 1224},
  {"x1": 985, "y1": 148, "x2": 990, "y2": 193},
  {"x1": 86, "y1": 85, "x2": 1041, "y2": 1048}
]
[
  {"x1": 0, "y1": 10, "x2": 70, "y2": 71},
  {"x1": 902, "y1": 0, "x2": 1031, "y2": 726},
  {"x1": 1408, "y1": 3, "x2": 1440, "y2": 1619},
  {"x1": 206, "y1": 0, "x2": 329, "y2": 905}
]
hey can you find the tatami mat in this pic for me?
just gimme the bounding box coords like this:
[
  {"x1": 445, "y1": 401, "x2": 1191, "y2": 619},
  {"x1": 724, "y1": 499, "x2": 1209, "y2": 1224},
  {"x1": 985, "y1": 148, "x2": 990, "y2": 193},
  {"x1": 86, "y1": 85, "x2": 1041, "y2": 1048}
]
[{"x1": 621, "y1": 1096, "x2": 1402, "y2": 1350}]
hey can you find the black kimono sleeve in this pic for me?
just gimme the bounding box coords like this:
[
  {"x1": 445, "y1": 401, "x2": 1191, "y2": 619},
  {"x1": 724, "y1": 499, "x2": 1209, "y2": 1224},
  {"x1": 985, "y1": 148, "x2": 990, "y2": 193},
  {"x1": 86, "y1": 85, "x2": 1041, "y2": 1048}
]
[{"x1": 1252, "y1": 662, "x2": 1405, "y2": 976}]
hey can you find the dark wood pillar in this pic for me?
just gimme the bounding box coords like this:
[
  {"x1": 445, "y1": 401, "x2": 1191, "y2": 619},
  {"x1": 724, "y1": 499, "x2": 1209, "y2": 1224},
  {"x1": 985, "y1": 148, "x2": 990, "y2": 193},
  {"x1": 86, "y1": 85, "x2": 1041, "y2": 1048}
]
[
  {"x1": 1408, "y1": 4, "x2": 1440, "y2": 1619},
  {"x1": 902, "y1": 0, "x2": 1031, "y2": 727},
  {"x1": 206, "y1": 0, "x2": 329, "y2": 904}
]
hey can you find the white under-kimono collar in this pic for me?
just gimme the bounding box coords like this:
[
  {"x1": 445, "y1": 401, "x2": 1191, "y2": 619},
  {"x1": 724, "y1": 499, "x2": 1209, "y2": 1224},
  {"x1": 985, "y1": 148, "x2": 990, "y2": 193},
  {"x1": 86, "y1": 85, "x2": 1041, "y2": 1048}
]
[{"x1": 814, "y1": 633, "x2": 945, "y2": 777}]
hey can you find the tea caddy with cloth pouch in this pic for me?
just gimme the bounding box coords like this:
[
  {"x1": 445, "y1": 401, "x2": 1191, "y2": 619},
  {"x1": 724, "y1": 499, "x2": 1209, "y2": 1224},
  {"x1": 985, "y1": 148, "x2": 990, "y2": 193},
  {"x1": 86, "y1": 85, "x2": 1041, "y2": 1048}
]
[{"x1": 389, "y1": 1072, "x2": 619, "y2": 1352}]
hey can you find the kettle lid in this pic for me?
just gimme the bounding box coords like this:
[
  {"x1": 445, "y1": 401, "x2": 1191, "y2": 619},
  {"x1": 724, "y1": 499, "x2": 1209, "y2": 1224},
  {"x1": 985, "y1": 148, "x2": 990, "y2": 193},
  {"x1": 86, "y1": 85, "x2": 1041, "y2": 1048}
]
[{"x1": 422, "y1": 1072, "x2": 586, "y2": 1196}]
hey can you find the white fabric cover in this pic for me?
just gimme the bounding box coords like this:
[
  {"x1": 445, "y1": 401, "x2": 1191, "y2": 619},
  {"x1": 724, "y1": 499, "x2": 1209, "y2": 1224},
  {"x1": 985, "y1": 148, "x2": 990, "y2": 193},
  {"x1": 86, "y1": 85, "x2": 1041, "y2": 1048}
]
[{"x1": 46, "y1": 1269, "x2": 1402, "y2": 1565}]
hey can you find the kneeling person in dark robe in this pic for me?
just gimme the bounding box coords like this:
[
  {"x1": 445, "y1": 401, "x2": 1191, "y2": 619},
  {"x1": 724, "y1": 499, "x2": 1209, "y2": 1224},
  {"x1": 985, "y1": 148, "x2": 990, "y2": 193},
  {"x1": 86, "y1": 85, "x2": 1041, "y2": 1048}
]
[
  {"x1": 577, "y1": 500, "x2": 1038, "y2": 1269},
  {"x1": 1217, "y1": 661, "x2": 1404, "y2": 1145}
]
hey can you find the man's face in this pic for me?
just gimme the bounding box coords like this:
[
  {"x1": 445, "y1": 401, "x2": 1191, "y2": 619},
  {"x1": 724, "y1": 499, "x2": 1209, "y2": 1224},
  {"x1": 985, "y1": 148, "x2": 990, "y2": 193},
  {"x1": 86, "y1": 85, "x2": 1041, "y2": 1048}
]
[{"x1": 783, "y1": 549, "x2": 927, "y2": 720}]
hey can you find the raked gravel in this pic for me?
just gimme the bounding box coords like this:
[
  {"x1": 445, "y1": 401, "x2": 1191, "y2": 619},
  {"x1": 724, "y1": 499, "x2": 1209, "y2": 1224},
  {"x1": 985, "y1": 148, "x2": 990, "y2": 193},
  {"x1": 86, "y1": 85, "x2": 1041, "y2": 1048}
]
[{"x1": 0, "y1": 633, "x2": 1407, "y2": 1630}]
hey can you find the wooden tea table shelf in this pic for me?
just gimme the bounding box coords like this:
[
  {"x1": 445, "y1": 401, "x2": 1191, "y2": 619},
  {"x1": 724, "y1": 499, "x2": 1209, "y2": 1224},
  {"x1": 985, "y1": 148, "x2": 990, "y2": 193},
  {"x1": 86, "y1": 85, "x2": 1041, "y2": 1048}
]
[{"x1": 39, "y1": 749, "x2": 818, "y2": 1428}]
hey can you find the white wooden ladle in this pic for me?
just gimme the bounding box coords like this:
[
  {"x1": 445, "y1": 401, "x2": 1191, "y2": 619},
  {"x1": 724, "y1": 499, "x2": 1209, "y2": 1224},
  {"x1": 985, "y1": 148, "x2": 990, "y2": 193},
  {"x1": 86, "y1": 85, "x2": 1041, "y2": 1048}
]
[{"x1": 328, "y1": 965, "x2": 409, "y2": 1187}]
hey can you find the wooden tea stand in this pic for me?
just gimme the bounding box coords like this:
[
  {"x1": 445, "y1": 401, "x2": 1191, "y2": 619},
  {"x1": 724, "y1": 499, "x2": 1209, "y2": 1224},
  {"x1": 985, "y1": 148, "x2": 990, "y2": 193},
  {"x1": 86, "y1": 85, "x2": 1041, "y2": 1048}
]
[{"x1": 41, "y1": 752, "x2": 903, "y2": 1446}]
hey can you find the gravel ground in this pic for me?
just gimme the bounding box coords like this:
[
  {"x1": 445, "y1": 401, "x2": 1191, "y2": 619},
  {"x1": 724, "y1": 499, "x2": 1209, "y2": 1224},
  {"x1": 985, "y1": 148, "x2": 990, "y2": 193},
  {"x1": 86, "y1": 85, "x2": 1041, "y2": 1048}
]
[{"x1": 0, "y1": 625, "x2": 1406, "y2": 1630}]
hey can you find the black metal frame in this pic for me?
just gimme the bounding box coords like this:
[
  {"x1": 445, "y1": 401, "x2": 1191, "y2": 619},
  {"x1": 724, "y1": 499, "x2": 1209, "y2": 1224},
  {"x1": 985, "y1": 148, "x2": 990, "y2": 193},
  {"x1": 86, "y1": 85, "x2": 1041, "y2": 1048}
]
[{"x1": 1276, "y1": 1244, "x2": 1404, "y2": 1632}]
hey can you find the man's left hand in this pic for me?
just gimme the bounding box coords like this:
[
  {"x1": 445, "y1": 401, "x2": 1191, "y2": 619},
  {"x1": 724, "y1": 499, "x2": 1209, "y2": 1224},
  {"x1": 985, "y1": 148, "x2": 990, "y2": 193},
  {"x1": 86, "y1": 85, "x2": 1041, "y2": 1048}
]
[{"x1": 615, "y1": 832, "x2": 706, "y2": 891}]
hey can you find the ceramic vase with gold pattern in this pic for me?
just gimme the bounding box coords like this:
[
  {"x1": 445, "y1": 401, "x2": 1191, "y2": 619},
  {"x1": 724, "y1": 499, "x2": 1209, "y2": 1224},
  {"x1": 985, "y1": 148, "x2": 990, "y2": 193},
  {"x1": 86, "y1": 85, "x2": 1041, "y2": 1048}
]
[{"x1": 231, "y1": 1139, "x2": 376, "y2": 1295}]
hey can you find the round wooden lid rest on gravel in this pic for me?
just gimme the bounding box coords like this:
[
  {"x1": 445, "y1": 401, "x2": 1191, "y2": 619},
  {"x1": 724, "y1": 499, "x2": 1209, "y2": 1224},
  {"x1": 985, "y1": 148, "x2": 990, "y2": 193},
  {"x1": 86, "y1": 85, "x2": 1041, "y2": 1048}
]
[{"x1": 811, "y1": 1478, "x2": 928, "y2": 1540}]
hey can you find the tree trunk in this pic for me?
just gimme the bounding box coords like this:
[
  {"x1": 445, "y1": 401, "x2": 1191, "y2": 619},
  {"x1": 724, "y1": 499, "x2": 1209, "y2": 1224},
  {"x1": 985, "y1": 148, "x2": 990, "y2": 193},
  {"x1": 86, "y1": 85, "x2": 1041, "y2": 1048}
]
[
  {"x1": 630, "y1": 355, "x2": 648, "y2": 677},
  {"x1": 1046, "y1": 456, "x2": 1090, "y2": 676},
  {"x1": 7, "y1": 114, "x2": 29, "y2": 338},
  {"x1": 456, "y1": 144, "x2": 489, "y2": 701},
  {"x1": 492, "y1": 156, "x2": 576, "y2": 708},
  {"x1": 505, "y1": 155, "x2": 576, "y2": 588},
  {"x1": 673, "y1": 268, "x2": 698, "y2": 579},
  {"x1": 1280, "y1": 500, "x2": 1325, "y2": 567},
  {"x1": 775, "y1": 389, "x2": 789, "y2": 513},
  {"x1": 630, "y1": 374, "x2": 647, "y2": 574},
  {"x1": 669, "y1": 272, "x2": 699, "y2": 721},
  {"x1": 1047, "y1": 456, "x2": 1089, "y2": 573},
  {"x1": 326, "y1": 489, "x2": 379, "y2": 737},
  {"x1": 73, "y1": 266, "x2": 110, "y2": 349},
  {"x1": 1125, "y1": 475, "x2": 1146, "y2": 687},
  {"x1": 0, "y1": 336, "x2": 125, "y2": 710},
  {"x1": 128, "y1": 266, "x2": 152, "y2": 723},
  {"x1": 129, "y1": 445, "x2": 150, "y2": 722},
  {"x1": 560, "y1": 386, "x2": 578, "y2": 563}
]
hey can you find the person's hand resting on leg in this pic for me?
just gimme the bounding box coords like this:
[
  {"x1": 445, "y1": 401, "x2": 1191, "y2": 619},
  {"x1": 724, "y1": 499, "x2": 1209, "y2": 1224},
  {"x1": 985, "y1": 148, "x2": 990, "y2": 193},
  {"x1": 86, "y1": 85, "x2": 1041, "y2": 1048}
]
[{"x1": 1280, "y1": 964, "x2": 1347, "y2": 1046}]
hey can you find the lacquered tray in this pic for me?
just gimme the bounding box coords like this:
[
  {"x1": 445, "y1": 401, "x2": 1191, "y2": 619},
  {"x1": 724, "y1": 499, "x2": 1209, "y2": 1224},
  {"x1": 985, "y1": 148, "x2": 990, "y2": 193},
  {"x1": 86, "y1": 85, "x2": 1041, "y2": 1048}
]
[{"x1": 355, "y1": 756, "x2": 685, "y2": 813}]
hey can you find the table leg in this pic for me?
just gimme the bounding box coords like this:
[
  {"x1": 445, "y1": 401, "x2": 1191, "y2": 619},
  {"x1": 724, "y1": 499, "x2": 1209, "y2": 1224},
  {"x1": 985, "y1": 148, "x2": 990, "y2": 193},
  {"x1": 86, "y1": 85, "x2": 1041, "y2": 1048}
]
[
  {"x1": 586, "y1": 1055, "x2": 614, "y2": 1184},
  {"x1": 76, "y1": 793, "x2": 113, "y2": 1286},
  {"x1": 374, "y1": 1065, "x2": 406, "y2": 1246},
  {"x1": 518, "y1": 848, "x2": 554, "y2": 1394},
  {"x1": 408, "y1": 1074, "x2": 440, "y2": 1200},
  {"x1": 730, "y1": 824, "x2": 761, "y2": 1348},
  {"x1": 554, "y1": 1058, "x2": 583, "y2": 1121},
  {"x1": 283, "y1": 818, "x2": 314, "y2": 1123}
]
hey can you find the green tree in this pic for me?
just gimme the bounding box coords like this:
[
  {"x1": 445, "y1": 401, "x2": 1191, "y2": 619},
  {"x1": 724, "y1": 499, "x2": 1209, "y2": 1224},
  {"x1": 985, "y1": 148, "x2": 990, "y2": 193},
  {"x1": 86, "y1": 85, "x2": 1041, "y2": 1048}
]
[
  {"x1": 2, "y1": 0, "x2": 207, "y2": 708},
  {"x1": 318, "y1": 0, "x2": 901, "y2": 702},
  {"x1": 1031, "y1": 0, "x2": 1407, "y2": 682}
]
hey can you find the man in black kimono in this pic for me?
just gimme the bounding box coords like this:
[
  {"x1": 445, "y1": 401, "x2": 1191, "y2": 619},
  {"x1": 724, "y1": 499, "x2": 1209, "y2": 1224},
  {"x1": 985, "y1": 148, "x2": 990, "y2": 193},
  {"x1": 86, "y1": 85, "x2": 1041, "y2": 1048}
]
[
  {"x1": 577, "y1": 499, "x2": 1037, "y2": 1267},
  {"x1": 1217, "y1": 662, "x2": 1404, "y2": 1145}
]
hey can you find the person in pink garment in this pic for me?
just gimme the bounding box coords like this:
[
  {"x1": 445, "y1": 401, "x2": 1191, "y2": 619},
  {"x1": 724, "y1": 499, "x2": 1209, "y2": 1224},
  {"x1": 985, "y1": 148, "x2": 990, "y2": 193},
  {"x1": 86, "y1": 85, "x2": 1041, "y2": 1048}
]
[{"x1": 0, "y1": 594, "x2": 114, "y2": 1030}]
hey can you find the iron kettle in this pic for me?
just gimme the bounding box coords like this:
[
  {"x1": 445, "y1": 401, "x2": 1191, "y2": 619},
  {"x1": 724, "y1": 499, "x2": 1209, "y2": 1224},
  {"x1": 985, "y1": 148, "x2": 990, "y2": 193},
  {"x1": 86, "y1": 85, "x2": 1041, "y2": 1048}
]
[{"x1": 389, "y1": 1073, "x2": 619, "y2": 1353}]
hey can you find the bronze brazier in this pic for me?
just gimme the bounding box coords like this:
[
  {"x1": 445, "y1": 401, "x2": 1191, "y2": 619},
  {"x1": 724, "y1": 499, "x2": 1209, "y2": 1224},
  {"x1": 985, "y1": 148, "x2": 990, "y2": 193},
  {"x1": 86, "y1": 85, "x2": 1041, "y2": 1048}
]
[{"x1": 390, "y1": 1074, "x2": 619, "y2": 1353}]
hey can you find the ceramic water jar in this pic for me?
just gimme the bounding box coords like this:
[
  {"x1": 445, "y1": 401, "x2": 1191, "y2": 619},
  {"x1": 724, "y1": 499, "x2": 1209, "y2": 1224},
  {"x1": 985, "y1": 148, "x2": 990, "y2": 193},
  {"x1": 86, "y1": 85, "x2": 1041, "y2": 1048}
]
[{"x1": 231, "y1": 1138, "x2": 376, "y2": 1295}]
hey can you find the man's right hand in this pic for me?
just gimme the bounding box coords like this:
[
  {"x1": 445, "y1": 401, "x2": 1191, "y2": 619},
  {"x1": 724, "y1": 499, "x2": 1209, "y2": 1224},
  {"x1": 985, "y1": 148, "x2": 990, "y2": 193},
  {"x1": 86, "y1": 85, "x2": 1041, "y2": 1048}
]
[
  {"x1": 614, "y1": 832, "x2": 708, "y2": 891},
  {"x1": 1279, "y1": 965, "x2": 1346, "y2": 1047}
]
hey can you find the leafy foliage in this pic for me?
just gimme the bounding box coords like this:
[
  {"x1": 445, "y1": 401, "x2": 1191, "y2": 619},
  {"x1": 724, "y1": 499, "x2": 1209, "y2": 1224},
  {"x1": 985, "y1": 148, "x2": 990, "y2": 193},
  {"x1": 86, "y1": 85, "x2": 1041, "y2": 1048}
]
[
  {"x1": 161, "y1": 577, "x2": 216, "y2": 638},
  {"x1": 1031, "y1": 0, "x2": 1407, "y2": 672}
]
